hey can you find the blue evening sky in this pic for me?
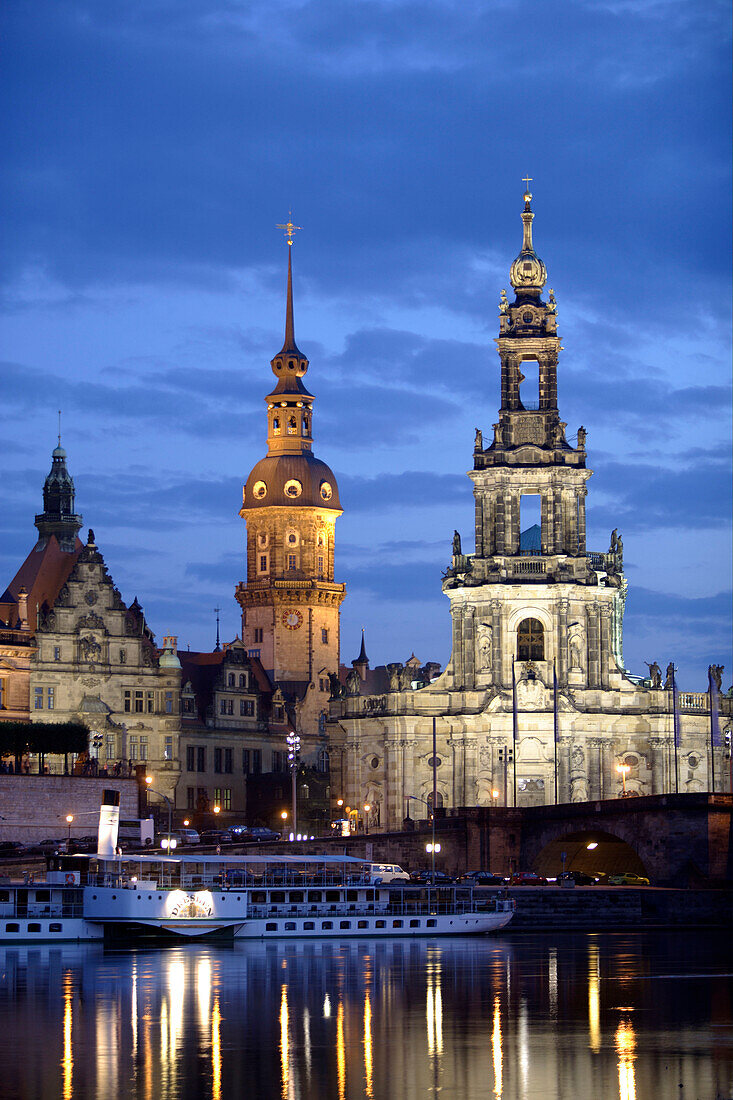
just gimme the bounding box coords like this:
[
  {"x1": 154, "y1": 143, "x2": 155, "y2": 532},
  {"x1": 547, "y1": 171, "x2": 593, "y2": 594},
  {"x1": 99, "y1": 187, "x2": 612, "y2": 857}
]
[{"x1": 1, "y1": 0, "x2": 730, "y2": 689}]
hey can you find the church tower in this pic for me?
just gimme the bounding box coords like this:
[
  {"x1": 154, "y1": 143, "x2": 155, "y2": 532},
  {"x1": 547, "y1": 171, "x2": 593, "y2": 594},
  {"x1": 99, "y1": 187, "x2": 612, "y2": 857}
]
[
  {"x1": 34, "y1": 440, "x2": 83, "y2": 552},
  {"x1": 444, "y1": 184, "x2": 626, "y2": 692},
  {"x1": 236, "y1": 236, "x2": 345, "y2": 747}
]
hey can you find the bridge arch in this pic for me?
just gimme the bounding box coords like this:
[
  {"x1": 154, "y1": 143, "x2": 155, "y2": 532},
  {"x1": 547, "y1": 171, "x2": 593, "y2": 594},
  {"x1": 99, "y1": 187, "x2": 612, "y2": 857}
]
[{"x1": 528, "y1": 827, "x2": 649, "y2": 880}]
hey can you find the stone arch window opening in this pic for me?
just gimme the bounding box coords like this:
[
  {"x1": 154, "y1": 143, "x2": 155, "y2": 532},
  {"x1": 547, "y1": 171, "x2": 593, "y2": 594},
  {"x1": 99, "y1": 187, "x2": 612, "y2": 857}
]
[
  {"x1": 518, "y1": 358, "x2": 540, "y2": 410},
  {"x1": 426, "y1": 790, "x2": 444, "y2": 813},
  {"x1": 272, "y1": 416, "x2": 280, "y2": 434},
  {"x1": 287, "y1": 415, "x2": 297, "y2": 435},
  {"x1": 517, "y1": 617, "x2": 544, "y2": 662},
  {"x1": 519, "y1": 493, "x2": 542, "y2": 552}
]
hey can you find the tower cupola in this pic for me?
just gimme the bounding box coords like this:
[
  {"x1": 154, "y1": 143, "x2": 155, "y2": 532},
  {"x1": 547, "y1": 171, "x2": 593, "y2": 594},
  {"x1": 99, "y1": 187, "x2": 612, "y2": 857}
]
[
  {"x1": 34, "y1": 439, "x2": 83, "y2": 551},
  {"x1": 509, "y1": 187, "x2": 547, "y2": 297}
]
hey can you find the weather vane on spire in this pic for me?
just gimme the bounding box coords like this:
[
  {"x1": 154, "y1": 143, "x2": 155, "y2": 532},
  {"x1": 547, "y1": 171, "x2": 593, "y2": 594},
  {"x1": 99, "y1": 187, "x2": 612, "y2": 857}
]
[
  {"x1": 58, "y1": 410, "x2": 62, "y2": 447},
  {"x1": 276, "y1": 212, "x2": 302, "y2": 246}
]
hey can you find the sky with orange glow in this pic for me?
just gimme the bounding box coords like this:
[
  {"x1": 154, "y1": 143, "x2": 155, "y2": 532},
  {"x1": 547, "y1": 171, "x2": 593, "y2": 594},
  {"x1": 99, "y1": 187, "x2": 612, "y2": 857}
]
[{"x1": 1, "y1": 0, "x2": 730, "y2": 687}]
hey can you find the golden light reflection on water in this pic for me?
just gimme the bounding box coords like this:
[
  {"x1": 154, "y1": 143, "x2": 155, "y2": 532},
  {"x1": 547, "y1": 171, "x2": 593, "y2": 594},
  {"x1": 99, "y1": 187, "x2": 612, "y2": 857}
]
[
  {"x1": 615, "y1": 1017, "x2": 637, "y2": 1100},
  {"x1": 280, "y1": 983, "x2": 290, "y2": 1100},
  {"x1": 196, "y1": 956, "x2": 211, "y2": 1029},
  {"x1": 363, "y1": 989, "x2": 373, "y2": 1100},
  {"x1": 336, "y1": 1001, "x2": 346, "y2": 1100},
  {"x1": 426, "y1": 953, "x2": 443, "y2": 1058},
  {"x1": 211, "y1": 994, "x2": 222, "y2": 1100},
  {"x1": 588, "y1": 941, "x2": 601, "y2": 1053},
  {"x1": 62, "y1": 972, "x2": 73, "y2": 1100},
  {"x1": 492, "y1": 995, "x2": 503, "y2": 1098}
]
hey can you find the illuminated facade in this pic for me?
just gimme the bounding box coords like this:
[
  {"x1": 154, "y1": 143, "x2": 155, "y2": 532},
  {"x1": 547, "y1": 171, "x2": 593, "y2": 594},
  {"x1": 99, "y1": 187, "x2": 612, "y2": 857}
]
[
  {"x1": 236, "y1": 243, "x2": 345, "y2": 757},
  {"x1": 330, "y1": 190, "x2": 728, "y2": 829}
]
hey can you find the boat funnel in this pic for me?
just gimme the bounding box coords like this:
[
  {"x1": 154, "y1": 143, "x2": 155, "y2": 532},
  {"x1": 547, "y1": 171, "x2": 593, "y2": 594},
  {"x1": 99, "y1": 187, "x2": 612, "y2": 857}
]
[{"x1": 97, "y1": 789, "x2": 121, "y2": 857}]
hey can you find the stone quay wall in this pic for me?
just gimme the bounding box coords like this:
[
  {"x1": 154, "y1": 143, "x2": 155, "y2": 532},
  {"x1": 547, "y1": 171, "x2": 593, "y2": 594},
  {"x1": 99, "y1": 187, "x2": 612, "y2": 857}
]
[{"x1": 0, "y1": 776, "x2": 140, "y2": 843}]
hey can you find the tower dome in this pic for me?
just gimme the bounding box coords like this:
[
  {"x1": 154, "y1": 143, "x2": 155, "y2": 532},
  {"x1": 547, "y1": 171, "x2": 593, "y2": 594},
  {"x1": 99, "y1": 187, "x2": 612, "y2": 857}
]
[{"x1": 509, "y1": 189, "x2": 547, "y2": 294}]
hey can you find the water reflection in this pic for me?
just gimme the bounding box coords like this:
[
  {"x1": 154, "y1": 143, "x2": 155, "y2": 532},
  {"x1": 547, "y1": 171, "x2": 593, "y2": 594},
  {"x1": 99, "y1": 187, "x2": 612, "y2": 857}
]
[{"x1": 0, "y1": 932, "x2": 730, "y2": 1100}]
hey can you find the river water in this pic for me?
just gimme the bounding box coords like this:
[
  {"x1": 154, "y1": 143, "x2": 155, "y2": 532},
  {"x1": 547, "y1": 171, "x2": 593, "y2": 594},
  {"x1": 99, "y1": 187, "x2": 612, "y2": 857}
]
[{"x1": 1, "y1": 930, "x2": 731, "y2": 1100}]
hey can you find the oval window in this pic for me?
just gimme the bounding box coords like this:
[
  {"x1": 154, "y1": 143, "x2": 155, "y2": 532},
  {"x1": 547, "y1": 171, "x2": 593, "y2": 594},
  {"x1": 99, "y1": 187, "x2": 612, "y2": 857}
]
[
  {"x1": 320, "y1": 482, "x2": 332, "y2": 501},
  {"x1": 284, "y1": 479, "x2": 302, "y2": 498},
  {"x1": 522, "y1": 310, "x2": 533, "y2": 323},
  {"x1": 253, "y1": 481, "x2": 267, "y2": 500}
]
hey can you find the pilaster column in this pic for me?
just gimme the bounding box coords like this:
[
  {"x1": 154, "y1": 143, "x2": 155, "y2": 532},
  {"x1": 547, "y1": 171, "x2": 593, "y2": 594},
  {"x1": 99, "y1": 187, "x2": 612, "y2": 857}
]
[
  {"x1": 451, "y1": 605, "x2": 464, "y2": 689},
  {"x1": 541, "y1": 491, "x2": 551, "y2": 554},
  {"x1": 509, "y1": 492, "x2": 520, "y2": 555},
  {"x1": 588, "y1": 737, "x2": 603, "y2": 799},
  {"x1": 552, "y1": 489, "x2": 563, "y2": 554},
  {"x1": 599, "y1": 605, "x2": 612, "y2": 689},
  {"x1": 600, "y1": 739, "x2": 614, "y2": 799},
  {"x1": 565, "y1": 491, "x2": 578, "y2": 555},
  {"x1": 474, "y1": 498, "x2": 484, "y2": 559},
  {"x1": 464, "y1": 735, "x2": 478, "y2": 808},
  {"x1": 586, "y1": 606, "x2": 600, "y2": 688},
  {"x1": 558, "y1": 737, "x2": 572, "y2": 804},
  {"x1": 463, "y1": 607, "x2": 476, "y2": 690},
  {"x1": 649, "y1": 737, "x2": 668, "y2": 795},
  {"x1": 578, "y1": 487, "x2": 587, "y2": 555},
  {"x1": 383, "y1": 732, "x2": 402, "y2": 830},
  {"x1": 490, "y1": 600, "x2": 502, "y2": 687},
  {"x1": 496, "y1": 492, "x2": 508, "y2": 555}
]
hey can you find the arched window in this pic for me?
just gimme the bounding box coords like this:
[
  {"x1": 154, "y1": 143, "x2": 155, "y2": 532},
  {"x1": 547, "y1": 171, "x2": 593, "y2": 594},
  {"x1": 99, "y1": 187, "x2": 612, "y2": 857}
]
[
  {"x1": 239, "y1": 674, "x2": 247, "y2": 688},
  {"x1": 272, "y1": 417, "x2": 280, "y2": 434},
  {"x1": 517, "y1": 618, "x2": 544, "y2": 661},
  {"x1": 227, "y1": 673, "x2": 235, "y2": 687},
  {"x1": 426, "y1": 791, "x2": 444, "y2": 813}
]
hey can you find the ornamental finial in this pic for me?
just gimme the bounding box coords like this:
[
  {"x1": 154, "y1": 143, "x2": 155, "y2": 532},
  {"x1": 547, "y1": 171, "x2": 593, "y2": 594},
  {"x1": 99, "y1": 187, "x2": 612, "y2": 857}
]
[{"x1": 276, "y1": 212, "x2": 302, "y2": 246}]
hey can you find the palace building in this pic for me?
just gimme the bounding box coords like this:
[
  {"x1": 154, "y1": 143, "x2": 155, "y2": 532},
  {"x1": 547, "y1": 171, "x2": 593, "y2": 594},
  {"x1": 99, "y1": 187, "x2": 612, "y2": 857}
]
[
  {"x1": 236, "y1": 239, "x2": 345, "y2": 760},
  {"x1": 328, "y1": 189, "x2": 728, "y2": 831}
]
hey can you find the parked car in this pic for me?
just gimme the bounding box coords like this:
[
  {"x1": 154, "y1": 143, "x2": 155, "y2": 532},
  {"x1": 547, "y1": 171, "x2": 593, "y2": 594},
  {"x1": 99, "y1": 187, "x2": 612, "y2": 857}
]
[
  {"x1": 410, "y1": 869, "x2": 454, "y2": 885},
  {"x1": 38, "y1": 838, "x2": 67, "y2": 854},
  {"x1": 175, "y1": 828, "x2": 201, "y2": 846},
  {"x1": 607, "y1": 872, "x2": 650, "y2": 886},
  {"x1": 459, "y1": 870, "x2": 506, "y2": 886},
  {"x1": 226, "y1": 825, "x2": 252, "y2": 840},
  {"x1": 0, "y1": 841, "x2": 24, "y2": 858},
  {"x1": 557, "y1": 871, "x2": 597, "y2": 886},
  {"x1": 510, "y1": 871, "x2": 548, "y2": 886},
  {"x1": 366, "y1": 863, "x2": 411, "y2": 884},
  {"x1": 199, "y1": 830, "x2": 231, "y2": 846},
  {"x1": 245, "y1": 827, "x2": 282, "y2": 842}
]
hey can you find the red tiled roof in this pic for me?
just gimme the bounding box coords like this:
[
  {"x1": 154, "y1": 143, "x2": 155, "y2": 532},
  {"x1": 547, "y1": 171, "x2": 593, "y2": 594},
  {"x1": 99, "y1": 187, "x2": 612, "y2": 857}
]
[{"x1": 0, "y1": 535, "x2": 83, "y2": 631}]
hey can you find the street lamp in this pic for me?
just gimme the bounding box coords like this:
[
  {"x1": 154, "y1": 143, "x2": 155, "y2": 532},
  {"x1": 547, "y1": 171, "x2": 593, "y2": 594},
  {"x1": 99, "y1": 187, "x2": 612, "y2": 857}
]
[
  {"x1": 407, "y1": 794, "x2": 438, "y2": 886},
  {"x1": 363, "y1": 803, "x2": 371, "y2": 834},
  {"x1": 213, "y1": 805, "x2": 220, "y2": 816},
  {"x1": 426, "y1": 841, "x2": 441, "y2": 884},
  {"x1": 145, "y1": 775, "x2": 173, "y2": 851},
  {"x1": 616, "y1": 763, "x2": 631, "y2": 796},
  {"x1": 287, "y1": 731, "x2": 301, "y2": 835},
  {"x1": 65, "y1": 814, "x2": 73, "y2": 846}
]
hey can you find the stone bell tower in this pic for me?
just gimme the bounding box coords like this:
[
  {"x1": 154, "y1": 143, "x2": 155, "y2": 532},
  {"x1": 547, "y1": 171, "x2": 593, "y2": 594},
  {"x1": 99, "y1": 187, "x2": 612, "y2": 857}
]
[
  {"x1": 235, "y1": 230, "x2": 345, "y2": 748},
  {"x1": 444, "y1": 185, "x2": 626, "y2": 693}
]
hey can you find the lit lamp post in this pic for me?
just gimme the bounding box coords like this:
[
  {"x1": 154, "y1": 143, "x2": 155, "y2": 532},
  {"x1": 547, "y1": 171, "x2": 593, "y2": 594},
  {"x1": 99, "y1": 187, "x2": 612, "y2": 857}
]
[
  {"x1": 616, "y1": 763, "x2": 631, "y2": 796},
  {"x1": 65, "y1": 814, "x2": 73, "y2": 846},
  {"x1": 425, "y1": 841, "x2": 441, "y2": 885},
  {"x1": 287, "y1": 732, "x2": 301, "y2": 836},
  {"x1": 145, "y1": 775, "x2": 173, "y2": 851},
  {"x1": 407, "y1": 794, "x2": 438, "y2": 885},
  {"x1": 363, "y1": 803, "x2": 371, "y2": 835}
]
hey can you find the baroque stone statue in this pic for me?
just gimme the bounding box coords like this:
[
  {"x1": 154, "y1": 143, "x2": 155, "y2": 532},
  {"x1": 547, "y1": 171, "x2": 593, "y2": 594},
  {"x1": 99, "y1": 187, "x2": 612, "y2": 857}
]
[
  {"x1": 452, "y1": 530, "x2": 462, "y2": 556},
  {"x1": 645, "y1": 661, "x2": 662, "y2": 689}
]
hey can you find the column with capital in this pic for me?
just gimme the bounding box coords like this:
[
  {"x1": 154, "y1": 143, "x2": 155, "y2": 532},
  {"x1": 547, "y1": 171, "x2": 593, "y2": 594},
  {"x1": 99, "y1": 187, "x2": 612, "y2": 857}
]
[
  {"x1": 496, "y1": 489, "x2": 507, "y2": 555},
  {"x1": 450, "y1": 605, "x2": 464, "y2": 689},
  {"x1": 558, "y1": 737, "x2": 572, "y2": 803},
  {"x1": 464, "y1": 607, "x2": 476, "y2": 689},
  {"x1": 490, "y1": 600, "x2": 503, "y2": 688},
  {"x1": 599, "y1": 605, "x2": 612, "y2": 689},
  {"x1": 578, "y1": 487, "x2": 587, "y2": 555},
  {"x1": 588, "y1": 737, "x2": 603, "y2": 799},
  {"x1": 586, "y1": 606, "x2": 600, "y2": 688},
  {"x1": 384, "y1": 730, "x2": 403, "y2": 829},
  {"x1": 509, "y1": 492, "x2": 521, "y2": 555},
  {"x1": 552, "y1": 488, "x2": 564, "y2": 555},
  {"x1": 600, "y1": 739, "x2": 615, "y2": 799},
  {"x1": 464, "y1": 735, "x2": 478, "y2": 808}
]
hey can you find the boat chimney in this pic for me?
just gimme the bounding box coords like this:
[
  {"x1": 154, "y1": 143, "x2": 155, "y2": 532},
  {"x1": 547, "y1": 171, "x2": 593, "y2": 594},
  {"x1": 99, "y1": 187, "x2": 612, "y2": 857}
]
[{"x1": 97, "y1": 788, "x2": 121, "y2": 858}]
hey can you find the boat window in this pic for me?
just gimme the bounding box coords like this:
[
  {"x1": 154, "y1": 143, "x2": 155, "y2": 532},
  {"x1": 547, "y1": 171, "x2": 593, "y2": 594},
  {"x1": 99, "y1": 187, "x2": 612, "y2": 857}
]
[
  {"x1": 289, "y1": 892, "x2": 304, "y2": 903},
  {"x1": 252, "y1": 891, "x2": 266, "y2": 904},
  {"x1": 339, "y1": 920, "x2": 350, "y2": 929},
  {"x1": 358, "y1": 920, "x2": 368, "y2": 929},
  {"x1": 285, "y1": 922, "x2": 296, "y2": 930},
  {"x1": 410, "y1": 919, "x2": 420, "y2": 928},
  {"x1": 35, "y1": 890, "x2": 50, "y2": 902},
  {"x1": 365, "y1": 890, "x2": 374, "y2": 901},
  {"x1": 50, "y1": 923, "x2": 62, "y2": 932},
  {"x1": 266, "y1": 923, "x2": 278, "y2": 931},
  {"x1": 271, "y1": 892, "x2": 285, "y2": 903},
  {"x1": 346, "y1": 890, "x2": 357, "y2": 901},
  {"x1": 307, "y1": 891, "x2": 321, "y2": 902},
  {"x1": 375, "y1": 920, "x2": 385, "y2": 929},
  {"x1": 304, "y1": 921, "x2": 315, "y2": 930},
  {"x1": 392, "y1": 919, "x2": 403, "y2": 928},
  {"x1": 325, "y1": 891, "x2": 339, "y2": 902},
  {"x1": 0, "y1": 892, "x2": 8, "y2": 903},
  {"x1": 28, "y1": 924, "x2": 41, "y2": 932},
  {"x1": 427, "y1": 919, "x2": 437, "y2": 928},
  {"x1": 5, "y1": 924, "x2": 19, "y2": 932},
  {"x1": 322, "y1": 921, "x2": 333, "y2": 929}
]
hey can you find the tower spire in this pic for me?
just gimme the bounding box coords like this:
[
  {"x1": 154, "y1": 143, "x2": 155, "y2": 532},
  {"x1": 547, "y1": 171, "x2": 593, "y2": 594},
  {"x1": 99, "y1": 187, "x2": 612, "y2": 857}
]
[{"x1": 283, "y1": 244, "x2": 297, "y2": 353}]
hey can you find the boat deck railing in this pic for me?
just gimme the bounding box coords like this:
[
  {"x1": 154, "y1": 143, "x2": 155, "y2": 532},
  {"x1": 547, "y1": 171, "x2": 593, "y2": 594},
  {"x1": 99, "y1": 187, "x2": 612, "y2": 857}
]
[{"x1": 1, "y1": 902, "x2": 84, "y2": 919}]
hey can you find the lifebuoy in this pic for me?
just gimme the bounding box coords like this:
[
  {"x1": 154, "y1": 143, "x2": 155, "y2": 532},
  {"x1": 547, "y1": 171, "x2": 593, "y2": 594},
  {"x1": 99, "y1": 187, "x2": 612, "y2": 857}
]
[{"x1": 64, "y1": 873, "x2": 76, "y2": 885}]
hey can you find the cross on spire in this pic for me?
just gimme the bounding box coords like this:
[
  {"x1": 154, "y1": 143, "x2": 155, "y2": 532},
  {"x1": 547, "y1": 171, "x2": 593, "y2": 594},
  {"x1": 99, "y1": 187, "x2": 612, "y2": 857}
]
[
  {"x1": 276, "y1": 213, "x2": 302, "y2": 246},
  {"x1": 522, "y1": 175, "x2": 533, "y2": 190}
]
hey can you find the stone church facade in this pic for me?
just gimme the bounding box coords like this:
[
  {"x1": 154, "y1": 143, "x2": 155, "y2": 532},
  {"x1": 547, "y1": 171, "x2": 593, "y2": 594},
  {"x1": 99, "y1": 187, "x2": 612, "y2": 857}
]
[{"x1": 328, "y1": 189, "x2": 729, "y2": 830}]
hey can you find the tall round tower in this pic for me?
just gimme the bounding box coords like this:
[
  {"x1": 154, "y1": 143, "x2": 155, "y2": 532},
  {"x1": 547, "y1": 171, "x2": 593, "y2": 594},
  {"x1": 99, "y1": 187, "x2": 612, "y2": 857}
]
[{"x1": 235, "y1": 240, "x2": 345, "y2": 747}]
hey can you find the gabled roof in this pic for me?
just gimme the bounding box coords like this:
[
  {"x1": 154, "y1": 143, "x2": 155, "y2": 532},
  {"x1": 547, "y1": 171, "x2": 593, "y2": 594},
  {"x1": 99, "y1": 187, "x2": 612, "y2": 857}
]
[{"x1": 0, "y1": 535, "x2": 83, "y2": 631}]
